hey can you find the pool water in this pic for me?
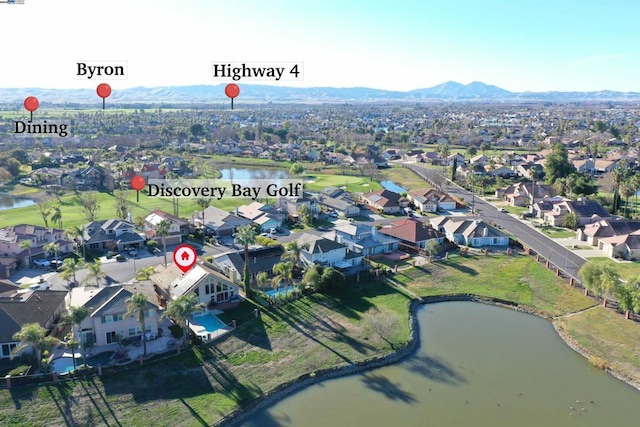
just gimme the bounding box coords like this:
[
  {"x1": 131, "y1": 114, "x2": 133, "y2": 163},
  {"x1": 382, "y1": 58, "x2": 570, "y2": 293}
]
[
  {"x1": 51, "y1": 351, "x2": 117, "y2": 373},
  {"x1": 380, "y1": 180, "x2": 407, "y2": 194},
  {"x1": 265, "y1": 286, "x2": 298, "y2": 298},
  {"x1": 189, "y1": 312, "x2": 226, "y2": 333}
]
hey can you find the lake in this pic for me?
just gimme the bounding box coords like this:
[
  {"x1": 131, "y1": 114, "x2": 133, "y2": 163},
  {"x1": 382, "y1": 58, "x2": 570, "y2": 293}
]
[
  {"x1": 0, "y1": 194, "x2": 36, "y2": 211},
  {"x1": 244, "y1": 302, "x2": 639, "y2": 427}
]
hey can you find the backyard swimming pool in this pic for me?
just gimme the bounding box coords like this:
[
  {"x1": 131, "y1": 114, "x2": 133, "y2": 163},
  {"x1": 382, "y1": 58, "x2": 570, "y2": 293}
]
[
  {"x1": 51, "y1": 351, "x2": 117, "y2": 373},
  {"x1": 264, "y1": 286, "x2": 298, "y2": 298},
  {"x1": 380, "y1": 180, "x2": 407, "y2": 194},
  {"x1": 189, "y1": 312, "x2": 227, "y2": 337}
]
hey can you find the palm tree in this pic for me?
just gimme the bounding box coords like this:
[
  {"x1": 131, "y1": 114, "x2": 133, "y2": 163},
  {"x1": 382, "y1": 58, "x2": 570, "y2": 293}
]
[
  {"x1": 19, "y1": 240, "x2": 32, "y2": 267},
  {"x1": 135, "y1": 266, "x2": 156, "y2": 281},
  {"x1": 196, "y1": 198, "x2": 211, "y2": 244},
  {"x1": 155, "y1": 219, "x2": 171, "y2": 267},
  {"x1": 59, "y1": 257, "x2": 83, "y2": 288},
  {"x1": 234, "y1": 224, "x2": 257, "y2": 296},
  {"x1": 281, "y1": 241, "x2": 308, "y2": 273},
  {"x1": 66, "y1": 225, "x2": 86, "y2": 259},
  {"x1": 256, "y1": 271, "x2": 269, "y2": 290},
  {"x1": 65, "y1": 306, "x2": 89, "y2": 369},
  {"x1": 126, "y1": 293, "x2": 151, "y2": 357},
  {"x1": 619, "y1": 179, "x2": 636, "y2": 218},
  {"x1": 161, "y1": 294, "x2": 206, "y2": 342},
  {"x1": 51, "y1": 205, "x2": 63, "y2": 229},
  {"x1": 43, "y1": 242, "x2": 60, "y2": 262},
  {"x1": 273, "y1": 261, "x2": 294, "y2": 295},
  {"x1": 84, "y1": 260, "x2": 106, "y2": 287},
  {"x1": 12, "y1": 323, "x2": 60, "y2": 372}
]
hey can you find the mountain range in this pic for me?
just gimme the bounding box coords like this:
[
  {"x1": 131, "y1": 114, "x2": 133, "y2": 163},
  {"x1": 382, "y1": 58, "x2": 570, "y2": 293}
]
[{"x1": 1, "y1": 81, "x2": 639, "y2": 104}]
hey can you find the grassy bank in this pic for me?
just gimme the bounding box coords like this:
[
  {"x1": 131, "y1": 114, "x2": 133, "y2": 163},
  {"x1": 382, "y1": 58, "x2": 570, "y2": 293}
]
[
  {"x1": 555, "y1": 307, "x2": 640, "y2": 387},
  {"x1": 0, "y1": 280, "x2": 411, "y2": 427},
  {"x1": 395, "y1": 254, "x2": 595, "y2": 317}
]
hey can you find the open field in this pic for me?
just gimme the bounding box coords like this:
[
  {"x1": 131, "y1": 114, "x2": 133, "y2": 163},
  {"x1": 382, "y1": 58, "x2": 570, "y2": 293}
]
[
  {"x1": 378, "y1": 165, "x2": 429, "y2": 192},
  {"x1": 303, "y1": 174, "x2": 381, "y2": 194},
  {"x1": 538, "y1": 225, "x2": 577, "y2": 238},
  {"x1": 555, "y1": 306, "x2": 640, "y2": 386},
  {"x1": 0, "y1": 280, "x2": 411, "y2": 427}
]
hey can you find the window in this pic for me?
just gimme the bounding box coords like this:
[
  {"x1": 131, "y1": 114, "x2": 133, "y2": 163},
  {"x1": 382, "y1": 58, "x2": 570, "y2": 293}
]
[
  {"x1": 145, "y1": 309, "x2": 154, "y2": 318},
  {"x1": 128, "y1": 328, "x2": 137, "y2": 336},
  {"x1": 101, "y1": 315, "x2": 113, "y2": 324},
  {"x1": 1, "y1": 343, "x2": 17, "y2": 358},
  {"x1": 106, "y1": 331, "x2": 117, "y2": 344}
]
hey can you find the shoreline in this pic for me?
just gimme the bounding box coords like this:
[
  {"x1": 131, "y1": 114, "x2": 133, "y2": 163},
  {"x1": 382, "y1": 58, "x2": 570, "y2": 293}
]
[{"x1": 218, "y1": 293, "x2": 639, "y2": 426}]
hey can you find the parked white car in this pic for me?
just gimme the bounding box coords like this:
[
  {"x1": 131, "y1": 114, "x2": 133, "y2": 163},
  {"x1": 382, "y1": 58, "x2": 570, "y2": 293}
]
[
  {"x1": 33, "y1": 259, "x2": 51, "y2": 267},
  {"x1": 28, "y1": 282, "x2": 51, "y2": 291}
]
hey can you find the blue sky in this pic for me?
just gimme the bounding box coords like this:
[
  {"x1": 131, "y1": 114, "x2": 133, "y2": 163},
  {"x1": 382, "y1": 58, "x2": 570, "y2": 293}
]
[{"x1": 0, "y1": 0, "x2": 638, "y2": 91}]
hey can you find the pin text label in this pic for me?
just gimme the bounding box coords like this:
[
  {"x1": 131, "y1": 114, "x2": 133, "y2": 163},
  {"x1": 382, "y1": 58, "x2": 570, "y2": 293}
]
[
  {"x1": 212, "y1": 62, "x2": 303, "y2": 82},
  {"x1": 77, "y1": 61, "x2": 128, "y2": 80}
]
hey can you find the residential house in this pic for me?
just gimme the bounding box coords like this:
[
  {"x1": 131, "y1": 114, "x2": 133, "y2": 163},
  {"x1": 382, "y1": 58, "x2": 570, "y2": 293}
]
[
  {"x1": 498, "y1": 182, "x2": 556, "y2": 207},
  {"x1": 66, "y1": 285, "x2": 161, "y2": 347},
  {"x1": 0, "y1": 224, "x2": 74, "y2": 267},
  {"x1": 195, "y1": 206, "x2": 250, "y2": 237},
  {"x1": 577, "y1": 218, "x2": 640, "y2": 248},
  {"x1": 379, "y1": 218, "x2": 445, "y2": 251},
  {"x1": 543, "y1": 199, "x2": 610, "y2": 227},
  {"x1": 296, "y1": 233, "x2": 361, "y2": 269},
  {"x1": 312, "y1": 187, "x2": 360, "y2": 218},
  {"x1": 237, "y1": 202, "x2": 284, "y2": 232},
  {"x1": 329, "y1": 223, "x2": 399, "y2": 257},
  {"x1": 212, "y1": 245, "x2": 285, "y2": 284},
  {"x1": 144, "y1": 210, "x2": 188, "y2": 245},
  {"x1": 276, "y1": 191, "x2": 314, "y2": 217},
  {"x1": 152, "y1": 261, "x2": 241, "y2": 310},
  {"x1": 362, "y1": 189, "x2": 409, "y2": 214},
  {"x1": 531, "y1": 196, "x2": 567, "y2": 219},
  {"x1": 83, "y1": 219, "x2": 145, "y2": 251},
  {"x1": 0, "y1": 289, "x2": 67, "y2": 359},
  {"x1": 407, "y1": 188, "x2": 457, "y2": 213},
  {"x1": 598, "y1": 231, "x2": 640, "y2": 260},
  {"x1": 490, "y1": 165, "x2": 517, "y2": 178},
  {"x1": 431, "y1": 217, "x2": 509, "y2": 247},
  {"x1": 573, "y1": 158, "x2": 596, "y2": 174}
]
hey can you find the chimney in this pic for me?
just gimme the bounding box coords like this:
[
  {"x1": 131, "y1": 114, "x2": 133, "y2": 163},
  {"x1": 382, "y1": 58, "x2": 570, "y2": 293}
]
[
  {"x1": 234, "y1": 207, "x2": 239, "y2": 216},
  {"x1": 371, "y1": 226, "x2": 378, "y2": 242},
  {"x1": 254, "y1": 257, "x2": 257, "y2": 263},
  {"x1": 483, "y1": 227, "x2": 488, "y2": 237}
]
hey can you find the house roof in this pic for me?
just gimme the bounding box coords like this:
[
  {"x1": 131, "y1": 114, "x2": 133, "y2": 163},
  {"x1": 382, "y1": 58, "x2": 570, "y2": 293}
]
[
  {"x1": 566, "y1": 200, "x2": 610, "y2": 218},
  {"x1": 0, "y1": 290, "x2": 67, "y2": 342},
  {"x1": 213, "y1": 245, "x2": 285, "y2": 276},
  {"x1": 380, "y1": 218, "x2": 443, "y2": 243},
  {"x1": 146, "y1": 209, "x2": 189, "y2": 227},
  {"x1": 202, "y1": 206, "x2": 250, "y2": 229},
  {"x1": 306, "y1": 238, "x2": 346, "y2": 254}
]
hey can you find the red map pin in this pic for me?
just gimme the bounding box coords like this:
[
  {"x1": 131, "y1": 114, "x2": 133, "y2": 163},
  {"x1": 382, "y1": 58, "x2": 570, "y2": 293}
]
[
  {"x1": 225, "y1": 83, "x2": 240, "y2": 110},
  {"x1": 130, "y1": 175, "x2": 145, "y2": 202},
  {"x1": 173, "y1": 244, "x2": 197, "y2": 273},
  {"x1": 24, "y1": 96, "x2": 39, "y2": 121},
  {"x1": 96, "y1": 83, "x2": 112, "y2": 110}
]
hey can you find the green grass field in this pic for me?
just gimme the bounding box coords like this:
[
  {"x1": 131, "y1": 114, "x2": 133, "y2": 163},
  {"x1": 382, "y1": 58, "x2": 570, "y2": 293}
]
[
  {"x1": 395, "y1": 254, "x2": 595, "y2": 317},
  {"x1": 584, "y1": 257, "x2": 640, "y2": 281},
  {"x1": 303, "y1": 174, "x2": 381, "y2": 193}
]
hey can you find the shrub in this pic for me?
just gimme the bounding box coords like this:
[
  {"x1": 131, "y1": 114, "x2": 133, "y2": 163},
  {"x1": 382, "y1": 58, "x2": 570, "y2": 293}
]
[
  {"x1": 115, "y1": 255, "x2": 126, "y2": 262},
  {"x1": 169, "y1": 324, "x2": 184, "y2": 339},
  {"x1": 588, "y1": 355, "x2": 607, "y2": 370}
]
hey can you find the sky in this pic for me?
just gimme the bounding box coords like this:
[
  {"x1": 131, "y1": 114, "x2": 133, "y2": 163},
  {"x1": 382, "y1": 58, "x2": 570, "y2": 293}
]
[{"x1": 0, "y1": 0, "x2": 638, "y2": 92}]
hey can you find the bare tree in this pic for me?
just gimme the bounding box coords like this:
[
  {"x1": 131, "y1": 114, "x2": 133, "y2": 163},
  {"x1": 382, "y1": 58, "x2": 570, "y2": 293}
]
[{"x1": 78, "y1": 192, "x2": 100, "y2": 222}]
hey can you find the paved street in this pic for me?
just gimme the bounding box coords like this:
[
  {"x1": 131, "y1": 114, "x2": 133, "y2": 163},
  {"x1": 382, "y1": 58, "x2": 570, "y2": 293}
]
[
  {"x1": 405, "y1": 164, "x2": 587, "y2": 280},
  {"x1": 10, "y1": 242, "x2": 235, "y2": 291}
]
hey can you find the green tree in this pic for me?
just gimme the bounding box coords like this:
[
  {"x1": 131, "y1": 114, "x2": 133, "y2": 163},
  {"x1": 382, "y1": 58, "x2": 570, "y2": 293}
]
[
  {"x1": 289, "y1": 162, "x2": 305, "y2": 175},
  {"x1": 51, "y1": 205, "x2": 63, "y2": 229},
  {"x1": 281, "y1": 240, "x2": 309, "y2": 272},
  {"x1": 303, "y1": 265, "x2": 323, "y2": 291},
  {"x1": 273, "y1": 261, "x2": 294, "y2": 295},
  {"x1": 543, "y1": 143, "x2": 576, "y2": 184},
  {"x1": 20, "y1": 240, "x2": 32, "y2": 267},
  {"x1": 615, "y1": 277, "x2": 640, "y2": 320},
  {"x1": 156, "y1": 219, "x2": 171, "y2": 267},
  {"x1": 424, "y1": 239, "x2": 443, "y2": 260},
  {"x1": 135, "y1": 266, "x2": 156, "y2": 281},
  {"x1": 562, "y1": 212, "x2": 579, "y2": 230},
  {"x1": 320, "y1": 267, "x2": 345, "y2": 290},
  {"x1": 256, "y1": 271, "x2": 270, "y2": 290},
  {"x1": 578, "y1": 262, "x2": 619, "y2": 306},
  {"x1": 297, "y1": 203, "x2": 313, "y2": 226},
  {"x1": 161, "y1": 294, "x2": 206, "y2": 343},
  {"x1": 84, "y1": 260, "x2": 106, "y2": 287},
  {"x1": 43, "y1": 242, "x2": 60, "y2": 261},
  {"x1": 450, "y1": 156, "x2": 457, "y2": 181},
  {"x1": 59, "y1": 257, "x2": 83, "y2": 288},
  {"x1": 64, "y1": 305, "x2": 89, "y2": 369},
  {"x1": 126, "y1": 293, "x2": 151, "y2": 357},
  {"x1": 234, "y1": 224, "x2": 257, "y2": 296},
  {"x1": 12, "y1": 323, "x2": 60, "y2": 372}
]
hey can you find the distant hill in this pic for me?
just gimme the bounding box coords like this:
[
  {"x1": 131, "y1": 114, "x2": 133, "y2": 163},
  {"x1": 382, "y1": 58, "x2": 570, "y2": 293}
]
[{"x1": 0, "y1": 82, "x2": 638, "y2": 104}]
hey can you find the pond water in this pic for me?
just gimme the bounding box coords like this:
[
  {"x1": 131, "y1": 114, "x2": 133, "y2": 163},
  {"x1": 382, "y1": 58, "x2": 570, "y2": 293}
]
[
  {"x1": 0, "y1": 194, "x2": 35, "y2": 211},
  {"x1": 244, "y1": 302, "x2": 639, "y2": 427},
  {"x1": 380, "y1": 180, "x2": 407, "y2": 194},
  {"x1": 219, "y1": 167, "x2": 289, "y2": 181}
]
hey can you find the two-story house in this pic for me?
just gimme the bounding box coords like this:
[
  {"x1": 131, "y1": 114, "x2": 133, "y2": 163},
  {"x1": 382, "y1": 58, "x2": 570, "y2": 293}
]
[
  {"x1": 144, "y1": 210, "x2": 187, "y2": 246},
  {"x1": 67, "y1": 285, "x2": 161, "y2": 347},
  {"x1": 83, "y1": 219, "x2": 145, "y2": 251},
  {"x1": 362, "y1": 189, "x2": 409, "y2": 214},
  {"x1": 543, "y1": 199, "x2": 610, "y2": 227},
  {"x1": 236, "y1": 202, "x2": 285, "y2": 232},
  {"x1": 196, "y1": 206, "x2": 251, "y2": 237},
  {"x1": 212, "y1": 245, "x2": 285, "y2": 284},
  {"x1": 329, "y1": 223, "x2": 399, "y2": 257},
  {"x1": 431, "y1": 217, "x2": 509, "y2": 247},
  {"x1": 407, "y1": 188, "x2": 458, "y2": 213},
  {"x1": 0, "y1": 224, "x2": 74, "y2": 267},
  {"x1": 379, "y1": 218, "x2": 445, "y2": 250},
  {"x1": 296, "y1": 233, "x2": 363, "y2": 269}
]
